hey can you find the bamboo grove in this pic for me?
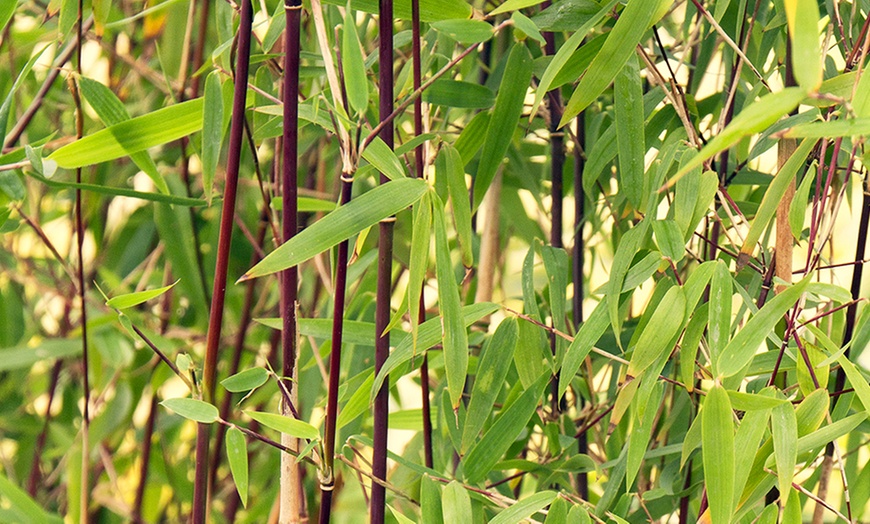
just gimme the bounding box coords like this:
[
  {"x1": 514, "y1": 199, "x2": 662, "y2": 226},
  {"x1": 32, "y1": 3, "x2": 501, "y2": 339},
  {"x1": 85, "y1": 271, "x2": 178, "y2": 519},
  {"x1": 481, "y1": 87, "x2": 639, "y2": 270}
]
[{"x1": 1, "y1": 0, "x2": 870, "y2": 522}]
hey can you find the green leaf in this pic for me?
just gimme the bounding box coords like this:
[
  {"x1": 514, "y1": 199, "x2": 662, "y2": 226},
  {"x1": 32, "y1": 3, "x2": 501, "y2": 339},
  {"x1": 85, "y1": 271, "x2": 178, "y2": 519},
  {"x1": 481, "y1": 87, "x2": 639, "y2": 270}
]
[
  {"x1": 669, "y1": 88, "x2": 808, "y2": 186},
  {"x1": 531, "y1": 3, "x2": 617, "y2": 118},
  {"x1": 615, "y1": 55, "x2": 645, "y2": 210},
  {"x1": 24, "y1": 170, "x2": 205, "y2": 206},
  {"x1": 161, "y1": 398, "x2": 219, "y2": 423},
  {"x1": 708, "y1": 260, "x2": 731, "y2": 372},
  {"x1": 421, "y1": 474, "x2": 444, "y2": 524},
  {"x1": 388, "y1": 505, "x2": 417, "y2": 524},
  {"x1": 490, "y1": 0, "x2": 546, "y2": 15},
  {"x1": 834, "y1": 353, "x2": 870, "y2": 416},
  {"x1": 201, "y1": 72, "x2": 224, "y2": 204},
  {"x1": 423, "y1": 79, "x2": 495, "y2": 109},
  {"x1": 245, "y1": 411, "x2": 320, "y2": 440},
  {"x1": 342, "y1": 8, "x2": 369, "y2": 114},
  {"x1": 559, "y1": 299, "x2": 609, "y2": 396},
  {"x1": 853, "y1": 68, "x2": 870, "y2": 118},
  {"x1": 783, "y1": 118, "x2": 870, "y2": 138},
  {"x1": 702, "y1": 385, "x2": 734, "y2": 524},
  {"x1": 0, "y1": 1, "x2": 15, "y2": 33},
  {"x1": 795, "y1": 412, "x2": 866, "y2": 454},
  {"x1": 606, "y1": 219, "x2": 650, "y2": 339},
  {"x1": 461, "y1": 318, "x2": 519, "y2": 452},
  {"x1": 733, "y1": 400, "x2": 771, "y2": 505},
  {"x1": 336, "y1": 372, "x2": 374, "y2": 429},
  {"x1": 771, "y1": 401, "x2": 797, "y2": 507},
  {"x1": 242, "y1": 178, "x2": 427, "y2": 280},
  {"x1": 361, "y1": 136, "x2": 407, "y2": 180},
  {"x1": 442, "y1": 145, "x2": 473, "y2": 268},
  {"x1": 441, "y1": 481, "x2": 472, "y2": 523},
  {"x1": 566, "y1": 505, "x2": 591, "y2": 523},
  {"x1": 544, "y1": 497, "x2": 567, "y2": 524},
  {"x1": 784, "y1": 0, "x2": 822, "y2": 89},
  {"x1": 226, "y1": 427, "x2": 249, "y2": 507},
  {"x1": 473, "y1": 43, "x2": 532, "y2": 210},
  {"x1": 463, "y1": 374, "x2": 547, "y2": 484},
  {"x1": 627, "y1": 286, "x2": 685, "y2": 377},
  {"x1": 322, "y1": 0, "x2": 471, "y2": 22},
  {"x1": 489, "y1": 491, "x2": 557, "y2": 524},
  {"x1": 511, "y1": 12, "x2": 544, "y2": 43},
  {"x1": 0, "y1": 474, "x2": 64, "y2": 524},
  {"x1": 717, "y1": 276, "x2": 810, "y2": 377},
  {"x1": 105, "y1": 280, "x2": 178, "y2": 310},
  {"x1": 726, "y1": 391, "x2": 786, "y2": 411},
  {"x1": 560, "y1": 0, "x2": 668, "y2": 127},
  {"x1": 79, "y1": 77, "x2": 170, "y2": 194},
  {"x1": 373, "y1": 302, "x2": 500, "y2": 395},
  {"x1": 409, "y1": 191, "x2": 432, "y2": 352},
  {"x1": 651, "y1": 219, "x2": 685, "y2": 261},
  {"x1": 0, "y1": 45, "x2": 50, "y2": 144},
  {"x1": 0, "y1": 339, "x2": 80, "y2": 372},
  {"x1": 431, "y1": 20, "x2": 493, "y2": 45},
  {"x1": 789, "y1": 166, "x2": 814, "y2": 239},
  {"x1": 48, "y1": 98, "x2": 204, "y2": 169},
  {"x1": 221, "y1": 368, "x2": 269, "y2": 392},
  {"x1": 434, "y1": 194, "x2": 469, "y2": 409}
]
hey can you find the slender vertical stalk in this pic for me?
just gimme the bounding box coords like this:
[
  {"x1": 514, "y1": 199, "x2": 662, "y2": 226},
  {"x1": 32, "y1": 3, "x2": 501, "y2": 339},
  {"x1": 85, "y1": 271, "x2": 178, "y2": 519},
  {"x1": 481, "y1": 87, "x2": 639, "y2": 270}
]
[
  {"x1": 410, "y1": 0, "x2": 433, "y2": 470},
  {"x1": 572, "y1": 113, "x2": 587, "y2": 499},
  {"x1": 73, "y1": 0, "x2": 89, "y2": 520},
  {"x1": 371, "y1": 1, "x2": 394, "y2": 521},
  {"x1": 543, "y1": 1, "x2": 564, "y2": 415},
  {"x1": 281, "y1": 2, "x2": 303, "y2": 521},
  {"x1": 132, "y1": 391, "x2": 158, "y2": 524},
  {"x1": 194, "y1": 1, "x2": 253, "y2": 521}
]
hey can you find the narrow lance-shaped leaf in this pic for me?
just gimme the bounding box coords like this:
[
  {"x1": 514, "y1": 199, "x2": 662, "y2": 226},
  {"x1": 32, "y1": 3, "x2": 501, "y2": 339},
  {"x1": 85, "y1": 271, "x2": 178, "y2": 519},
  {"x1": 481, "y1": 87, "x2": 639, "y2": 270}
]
[
  {"x1": 717, "y1": 276, "x2": 810, "y2": 377},
  {"x1": 434, "y1": 193, "x2": 469, "y2": 409},
  {"x1": 472, "y1": 43, "x2": 532, "y2": 210},
  {"x1": 530, "y1": 1, "x2": 617, "y2": 118},
  {"x1": 489, "y1": 491, "x2": 557, "y2": 524},
  {"x1": 559, "y1": 0, "x2": 669, "y2": 127},
  {"x1": 408, "y1": 191, "x2": 432, "y2": 352},
  {"x1": 834, "y1": 353, "x2": 870, "y2": 416},
  {"x1": 245, "y1": 411, "x2": 320, "y2": 440},
  {"x1": 161, "y1": 398, "x2": 219, "y2": 423},
  {"x1": 225, "y1": 427, "x2": 249, "y2": 507},
  {"x1": 739, "y1": 138, "x2": 815, "y2": 261},
  {"x1": 221, "y1": 368, "x2": 269, "y2": 392},
  {"x1": 558, "y1": 299, "x2": 608, "y2": 396},
  {"x1": 667, "y1": 88, "x2": 808, "y2": 187},
  {"x1": 321, "y1": 0, "x2": 471, "y2": 22},
  {"x1": 702, "y1": 384, "x2": 735, "y2": 524},
  {"x1": 106, "y1": 280, "x2": 178, "y2": 310},
  {"x1": 707, "y1": 260, "x2": 731, "y2": 373},
  {"x1": 789, "y1": 164, "x2": 814, "y2": 239},
  {"x1": 627, "y1": 286, "x2": 685, "y2": 378},
  {"x1": 78, "y1": 76, "x2": 170, "y2": 194},
  {"x1": 441, "y1": 481, "x2": 472, "y2": 523},
  {"x1": 615, "y1": 54, "x2": 645, "y2": 210},
  {"x1": 461, "y1": 318, "x2": 519, "y2": 452},
  {"x1": 342, "y1": 7, "x2": 369, "y2": 114},
  {"x1": 771, "y1": 401, "x2": 798, "y2": 508},
  {"x1": 443, "y1": 145, "x2": 473, "y2": 268},
  {"x1": 242, "y1": 178, "x2": 427, "y2": 280},
  {"x1": 201, "y1": 71, "x2": 224, "y2": 204},
  {"x1": 431, "y1": 19, "x2": 493, "y2": 45},
  {"x1": 361, "y1": 136, "x2": 407, "y2": 180},
  {"x1": 48, "y1": 98, "x2": 205, "y2": 168},
  {"x1": 784, "y1": 0, "x2": 822, "y2": 90}
]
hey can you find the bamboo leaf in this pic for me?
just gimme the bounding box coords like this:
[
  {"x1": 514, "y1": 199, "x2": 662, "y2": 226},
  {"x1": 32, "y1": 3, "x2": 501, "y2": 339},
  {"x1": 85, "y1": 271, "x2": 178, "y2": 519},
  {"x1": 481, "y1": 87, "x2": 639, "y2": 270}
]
[
  {"x1": 421, "y1": 475, "x2": 444, "y2": 524},
  {"x1": 733, "y1": 400, "x2": 771, "y2": 505},
  {"x1": 771, "y1": 401, "x2": 797, "y2": 507},
  {"x1": 784, "y1": 0, "x2": 822, "y2": 89},
  {"x1": 0, "y1": 474, "x2": 64, "y2": 524},
  {"x1": 708, "y1": 260, "x2": 731, "y2": 373},
  {"x1": 221, "y1": 368, "x2": 269, "y2": 393},
  {"x1": 0, "y1": 45, "x2": 50, "y2": 143},
  {"x1": 161, "y1": 398, "x2": 219, "y2": 424},
  {"x1": 431, "y1": 19, "x2": 493, "y2": 45},
  {"x1": 834, "y1": 353, "x2": 870, "y2": 415},
  {"x1": 441, "y1": 481, "x2": 472, "y2": 523},
  {"x1": 361, "y1": 136, "x2": 407, "y2": 180},
  {"x1": 627, "y1": 286, "x2": 685, "y2": 378},
  {"x1": 853, "y1": 69, "x2": 870, "y2": 118},
  {"x1": 717, "y1": 276, "x2": 810, "y2": 377},
  {"x1": 25, "y1": 170, "x2": 206, "y2": 206},
  {"x1": 242, "y1": 178, "x2": 427, "y2": 280},
  {"x1": 423, "y1": 80, "x2": 495, "y2": 109},
  {"x1": 105, "y1": 280, "x2": 178, "y2": 310},
  {"x1": 342, "y1": 8, "x2": 369, "y2": 114},
  {"x1": 489, "y1": 491, "x2": 557, "y2": 524},
  {"x1": 434, "y1": 193, "x2": 469, "y2": 409},
  {"x1": 726, "y1": 391, "x2": 786, "y2": 411},
  {"x1": 461, "y1": 318, "x2": 519, "y2": 452},
  {"x1": 490, "y1": 0, "x2": 546, "y2": 16},
  {"x1": 789, "y1": 166, "x2": 814, "y2": 239},
  {"x1": 473, "y1": 43, "x2": 532, "y2": 210},
  {"x1": 615, "y1": 55, "x2": 645, "y2": 210},
  {"x1": 463, "y1": 374, "x2": 547, "y2": 484},
  {"x1": 702, "y1": 384, "x2": 734, "y2": 524},
  {"x1": 201, "y1": 72, "x2": 224, "y2": 204},
  {"x1": 651, "y1": 219, "x2": 685, "y2": 262},
  {"x1": 558, "y1": 301, "x2": 608, "y2": 397},
  {"x1": 795, "y1": 412, "x2": 866, "y2": 454},
  {"x1": 443, "y1": 145, "x2": 473, "y2": 267},
  {"x1": 669, "y1": 88, "x2": 808, "y2": 187},
  {"x1": 783, "y1": 118, "x2": 870, "y2": 138},
  {"x1": 511, "y1": 12, "x2": 544, "y2": 43},
  {"x1": 48, "y1": 98, "x2": 205, "y2": 168},
  {"x1": 225, "y1": 427, "x2": 248, "y2": 507},
  {"x1": 409, "y1": 191, "x2": 432, "y2": 352},
  {"x1": 78, "y1": 76, "x2": 170, "y2": 194},
  {"x1": 567, "y1": 505, "x2": 591, "y2": 523},
  {"x1": 245, "y1": 411, "x2": 320, "y2": 440},
  {"x1": 323, "y1": 0, "x2": 471, "y2": 22},
  {"x1": 796, "y1": 342, "x2": 829, "y2": 395},
  {"x1": 560, "y1": 0, "x2": 668, "y2": 127}
]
